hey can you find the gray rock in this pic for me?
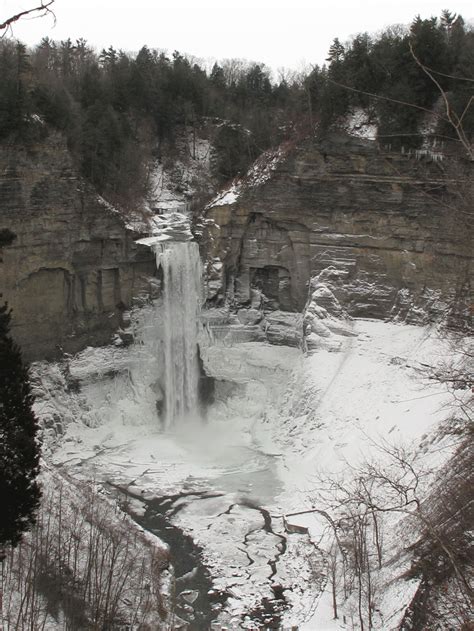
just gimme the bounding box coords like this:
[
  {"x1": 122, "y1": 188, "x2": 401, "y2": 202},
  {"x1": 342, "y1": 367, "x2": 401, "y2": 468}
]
[
  {"x1": 237, "y1": 308, "x2": 263, "y2": 325},
  {"x1": 264, "y1": 311, "x2": 303, "y2": 347},
  {"x1": 0, "y1": 134, "x2": 156, "y2": 361},
  {"x1": 201, "y1": 132, "x2": 472, "y2": 325}
]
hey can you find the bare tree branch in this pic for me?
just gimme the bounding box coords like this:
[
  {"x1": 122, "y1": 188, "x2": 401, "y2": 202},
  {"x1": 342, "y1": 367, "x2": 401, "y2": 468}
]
[
  {"x1": 326, "y1": 77, "x2": 447, "y2": 121},
  {"x1": 0, "y1": 0, "x2": 55, "y2": 35},
  {"x1": 414, "y1": 67, "x2": 474, "y2": 83},
  {"x1": 409, "y1": 42, "x2": 473, "y2": 161}
]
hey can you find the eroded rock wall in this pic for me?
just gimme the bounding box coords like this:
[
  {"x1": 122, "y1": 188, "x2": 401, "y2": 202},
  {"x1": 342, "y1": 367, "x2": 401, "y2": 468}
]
[
  {"x1": 202, "y1": 133, "x2": 472, "y2": 324},
  {"x1": 0, "y1": 134, "x2": 156, "y2": 360}
]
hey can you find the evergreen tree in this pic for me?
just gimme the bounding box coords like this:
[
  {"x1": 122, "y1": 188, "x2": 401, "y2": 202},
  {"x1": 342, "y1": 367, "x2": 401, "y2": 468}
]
[
  {"x1": 210, "y1": 62, "x2": 226, "y2": 89},
  {"x1": 326, "y1": 38, "x2": 345, "y2": 63},
  {"x1": 0, "y1": 302, "x2": 41, "y2": 553},
  {"x1": 0, "y1": 41, "x2": 32, "y2": 139}
]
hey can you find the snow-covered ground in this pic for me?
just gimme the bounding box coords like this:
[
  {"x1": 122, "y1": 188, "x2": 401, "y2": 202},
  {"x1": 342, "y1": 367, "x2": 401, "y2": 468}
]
[
  {"x1": 206, "y1": 144, "x2": 289, "y2": 210},
  {"x1": 32, "y1": 308, "x2": 462, "y2": 629},
  {"x1": 2, "y1": 462, "x2": 171, "y2": 630}
]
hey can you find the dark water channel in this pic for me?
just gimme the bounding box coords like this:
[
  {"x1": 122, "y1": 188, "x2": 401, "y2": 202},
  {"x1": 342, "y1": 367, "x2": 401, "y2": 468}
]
[
  {"x1": 112, "y1": 486, "x2": 227, "y2": 629},
  {"x1": 109, "y1": 471, "x2": 290, "y2": 629}
]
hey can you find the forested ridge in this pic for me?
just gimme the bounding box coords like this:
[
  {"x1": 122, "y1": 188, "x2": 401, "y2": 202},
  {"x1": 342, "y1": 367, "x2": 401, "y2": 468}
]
[{"x1": 0, "y1": 9, "x2": 472, "y2": 208}]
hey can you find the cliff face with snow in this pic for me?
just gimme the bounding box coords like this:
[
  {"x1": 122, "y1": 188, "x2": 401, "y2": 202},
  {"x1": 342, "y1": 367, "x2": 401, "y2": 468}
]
[
  {"x1": 202, "y1": 133, "x2": 472, "y2": 326},
  {"x1": 1, "y1": 129, "x2": 471, "y2": 361},
  {"x1": 0, "y1": 134, "x2": 156, "y2": 360}
]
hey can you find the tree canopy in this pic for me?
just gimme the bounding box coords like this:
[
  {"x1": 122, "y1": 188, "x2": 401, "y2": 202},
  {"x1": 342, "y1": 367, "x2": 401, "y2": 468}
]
[{"x1": 0, "y1": 10, "x2": 471, "y2": 204}]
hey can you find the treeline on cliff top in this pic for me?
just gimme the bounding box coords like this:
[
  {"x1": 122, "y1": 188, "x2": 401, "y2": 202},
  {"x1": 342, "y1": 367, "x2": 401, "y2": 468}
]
[{"x1": 0, "y1": 9, "x2": 472, "y2": 207}]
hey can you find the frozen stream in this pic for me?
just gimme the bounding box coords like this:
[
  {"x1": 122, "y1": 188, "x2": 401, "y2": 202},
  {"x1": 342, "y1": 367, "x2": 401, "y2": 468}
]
[{"x1": 52, "y1": 407, "x2": 301, "y2": 629}]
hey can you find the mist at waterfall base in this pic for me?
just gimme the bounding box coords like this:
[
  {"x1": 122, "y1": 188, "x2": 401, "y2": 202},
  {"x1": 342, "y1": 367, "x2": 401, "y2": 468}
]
[{"x1": 125, "y1": 238, "x2": 276, "y2": 492}]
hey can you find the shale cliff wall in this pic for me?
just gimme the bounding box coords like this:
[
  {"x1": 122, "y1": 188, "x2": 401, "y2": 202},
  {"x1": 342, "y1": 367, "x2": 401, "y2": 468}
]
[
  {"x1": 0, "y1": 134, "x2": 156, "y2": 360},
  {"x1": 202, "y1": 133, "x2": 472, "y2": 324}
]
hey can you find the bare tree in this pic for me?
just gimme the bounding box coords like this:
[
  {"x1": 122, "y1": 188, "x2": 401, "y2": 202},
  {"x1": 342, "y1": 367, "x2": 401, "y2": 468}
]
[
  {"x1": 310, "y1": 434, "x2": 473, "y2": 629},
  {"x1": 1, "y1": 470, "x2": 170, "y2": 630}
]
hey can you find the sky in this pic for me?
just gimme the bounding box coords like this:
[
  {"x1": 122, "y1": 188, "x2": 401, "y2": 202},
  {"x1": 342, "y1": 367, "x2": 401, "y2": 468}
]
[{"x1": 3, "y1": 0, "x2": 473, "y2": 74}]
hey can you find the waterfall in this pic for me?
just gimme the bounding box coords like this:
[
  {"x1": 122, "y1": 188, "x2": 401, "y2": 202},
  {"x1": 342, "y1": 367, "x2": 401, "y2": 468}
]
[{"x1": 154, "y1": 240, "x2": 202, "y2": 428}]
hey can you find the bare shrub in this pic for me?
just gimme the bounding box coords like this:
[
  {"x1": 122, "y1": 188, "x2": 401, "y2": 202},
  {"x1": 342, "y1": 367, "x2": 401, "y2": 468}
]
[{"x1": 1, "y1": 466, "x2": 170, "y2": 630}]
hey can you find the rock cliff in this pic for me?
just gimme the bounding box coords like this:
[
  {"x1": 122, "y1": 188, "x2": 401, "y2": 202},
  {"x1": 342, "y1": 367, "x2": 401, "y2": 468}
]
[
  {"x1": 201, "y1": 133, "x2": 472, "y2": 326},
  {"x1": 0, "y1": 134, "x2": 156, "y2": 360},
  {"x1": 1, "y1": 131, "x2": 471, "y2": 360}
]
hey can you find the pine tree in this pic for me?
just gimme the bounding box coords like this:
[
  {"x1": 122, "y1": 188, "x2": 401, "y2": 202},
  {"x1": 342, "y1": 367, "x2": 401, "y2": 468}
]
[
  {"x1": 326, "y1": 38, "x2": 345, "y2": 63},
  {"x1": 0, "y1": 302, "x2": 41, "y2": 554}
]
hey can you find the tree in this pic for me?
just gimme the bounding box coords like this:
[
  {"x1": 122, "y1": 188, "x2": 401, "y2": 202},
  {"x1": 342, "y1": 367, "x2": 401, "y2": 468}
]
[
  {"x1": 0, "y1": 40, "x2": 32, "y2": 139},
  {"x1": 310, "y1": 433, "x2": 473, "y2": 629},
  {"x1": 326, "y1": 38, "x2": 345, "y2": 64},
  {"x1": 0, "y1": 302, "x2": 41, "y2": 556},
  {"x1": 319, "y1": 12, "x2": 473, "y2": 156}
]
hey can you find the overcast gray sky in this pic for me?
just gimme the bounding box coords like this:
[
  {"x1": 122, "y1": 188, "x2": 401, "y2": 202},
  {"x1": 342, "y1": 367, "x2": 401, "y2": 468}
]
[{"x1": 3, "y1": 0, "x2": 473, "y2": 72}]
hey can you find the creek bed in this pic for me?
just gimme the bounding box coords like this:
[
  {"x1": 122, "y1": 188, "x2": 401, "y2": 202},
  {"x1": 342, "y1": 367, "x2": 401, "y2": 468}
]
[{"x1": 111, "y1": 487, "x2": 228, "y2": 629}]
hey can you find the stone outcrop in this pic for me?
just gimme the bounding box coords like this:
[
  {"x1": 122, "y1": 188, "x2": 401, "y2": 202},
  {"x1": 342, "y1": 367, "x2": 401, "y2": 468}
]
[
  {"x1": 201, "y1": 133, "x2": 472, "y2": 326},
  {"x1": 0, "y1": 134, "x2": 156, "y2": 360}
]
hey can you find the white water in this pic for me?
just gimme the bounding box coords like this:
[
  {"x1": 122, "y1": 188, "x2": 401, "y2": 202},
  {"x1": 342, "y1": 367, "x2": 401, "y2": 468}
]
[{"x1": 154, "y1": 240, "x2": 202, "y2": 428}]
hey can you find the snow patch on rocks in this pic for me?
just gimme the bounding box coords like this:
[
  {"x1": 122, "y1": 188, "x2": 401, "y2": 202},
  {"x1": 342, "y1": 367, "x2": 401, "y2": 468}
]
[
  {"x1": 137, "y1": 211, "x2": 195, "y2": 245},
  {"x1": 344, "y1": 107, "x2": 377, "y2": 140},
  {"x1": 303, "y1": 271, "x2": 355, "y2": 352},
  {"x1": 206, "y1": 144, "x2": 288, "y2": 209},
  {"x1": 147, "y1": 134, "x2": 212, "y2": 214},
  {"x1": 206, "y1": 181, "x2": 242, "y2": 208}
]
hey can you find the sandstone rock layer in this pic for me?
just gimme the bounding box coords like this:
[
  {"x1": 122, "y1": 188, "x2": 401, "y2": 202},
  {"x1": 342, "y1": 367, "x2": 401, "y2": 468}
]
[
  {"x1": 0, "y1": 135, "x2": 155, "y2": 360},
  {"x1": 202, "y1": 134, "x2": 472, "y2": 325}
]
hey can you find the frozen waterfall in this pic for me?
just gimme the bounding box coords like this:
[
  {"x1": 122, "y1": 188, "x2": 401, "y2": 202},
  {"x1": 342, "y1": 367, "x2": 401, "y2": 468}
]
[{"x1": 154, "y1": 240, "x2": 202, "y2": 428}]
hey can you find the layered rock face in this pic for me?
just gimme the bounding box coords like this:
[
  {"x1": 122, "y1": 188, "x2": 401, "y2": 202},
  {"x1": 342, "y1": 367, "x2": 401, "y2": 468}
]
[
  {"x1": 0, "y1": 135, "x2": 155, "y2": 360},
  {"x1": 202, "y1": 133, "x2": 472, "y2": 325}
]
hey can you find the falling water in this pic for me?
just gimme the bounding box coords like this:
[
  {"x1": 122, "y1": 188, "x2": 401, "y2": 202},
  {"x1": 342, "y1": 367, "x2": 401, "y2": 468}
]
[{"x1": 154, "y1": 240, "x2": 202, "y2": 428}]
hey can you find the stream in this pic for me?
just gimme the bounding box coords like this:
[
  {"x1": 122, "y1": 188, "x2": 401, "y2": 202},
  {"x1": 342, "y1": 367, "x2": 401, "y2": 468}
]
[{"x1": 109, "y1": 454, "x2": 291, "y2": 630}]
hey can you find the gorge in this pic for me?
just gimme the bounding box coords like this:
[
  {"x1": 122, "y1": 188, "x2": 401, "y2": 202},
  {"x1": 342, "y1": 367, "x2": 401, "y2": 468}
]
[{"x1": 1, "y1": 88, "x2": 472, "y2": 631}]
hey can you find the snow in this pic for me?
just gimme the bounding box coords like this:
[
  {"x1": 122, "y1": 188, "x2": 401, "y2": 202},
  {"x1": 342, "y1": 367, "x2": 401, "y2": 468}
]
[
  {"x1": 206, "y1": 145, "x2": 288, "y2": 209},
  {"x1": 2, "y1": 463, "x2": 170, "y2": 630},
  {"x1": 147, "y1": 134, "x2": 212, "y2": 214},
  {"x1": 206, "y1": 181, "x2": 242, "y2": 207},
  {"x1": 33, "y1": 312, "x2": 465, "y2": 628},
  {"x1": 344, "y1": 107, "x2": 378, "y2": 140},
  {"x1": 137, "y1": 211, "x2": 195, "y2": 244},
  {"x1": 245, "y1": 145, "x2": 287, "y2": 187}
]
